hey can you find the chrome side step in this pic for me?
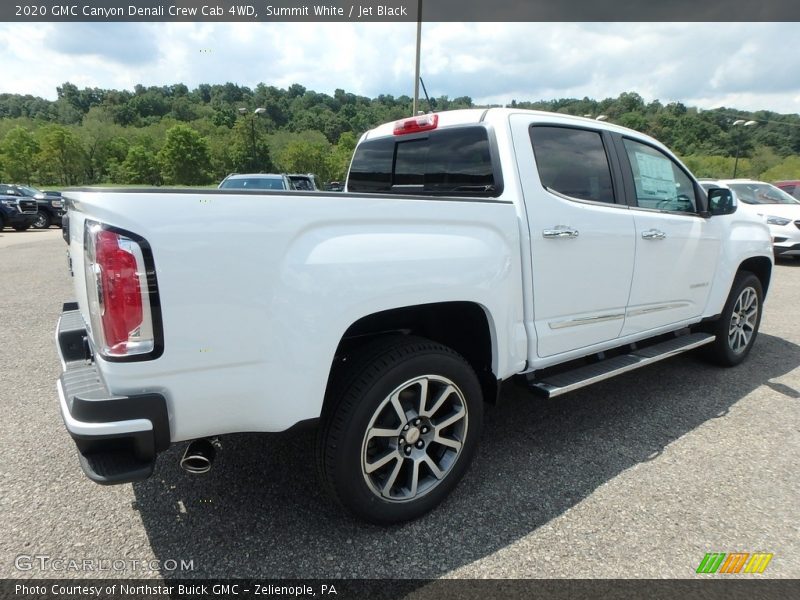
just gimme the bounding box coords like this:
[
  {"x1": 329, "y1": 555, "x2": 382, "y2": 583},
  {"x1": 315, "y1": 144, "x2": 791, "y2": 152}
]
[{"x1": 527, "y1": 333, "x2": 715, "y2": 398}]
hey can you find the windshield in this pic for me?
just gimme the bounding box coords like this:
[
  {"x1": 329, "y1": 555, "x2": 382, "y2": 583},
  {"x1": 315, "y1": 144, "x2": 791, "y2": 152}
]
[
  {"x1": 219, "y1": 177, "x2": 285, "y2": 190},
  {"x1": 728, "y1": 183, "x2": 800, "y2": 205},
  {"x1": 17, "y1": 185, "x2": 41, "y2": 196}
]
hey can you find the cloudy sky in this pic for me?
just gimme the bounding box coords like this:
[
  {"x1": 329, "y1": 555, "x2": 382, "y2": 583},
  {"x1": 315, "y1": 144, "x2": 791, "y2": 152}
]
[{"x1": 0, "y1": 22, "x2": 798, "y2": 114}]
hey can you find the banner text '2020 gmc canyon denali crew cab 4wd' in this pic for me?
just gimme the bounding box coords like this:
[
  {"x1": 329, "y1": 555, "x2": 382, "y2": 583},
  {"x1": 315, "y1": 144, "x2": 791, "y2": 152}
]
[{"x1": 55, "y1": 109, "x2": 772, "y2": 524}]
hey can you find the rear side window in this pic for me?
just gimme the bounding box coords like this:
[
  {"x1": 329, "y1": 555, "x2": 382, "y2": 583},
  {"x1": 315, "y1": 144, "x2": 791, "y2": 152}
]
[
  {"x1": 348, "y1": 126, "x2": 499, "y2": 196},
  {"x1": 529, "y1": 126, "x2": 616, "y2": 204}
]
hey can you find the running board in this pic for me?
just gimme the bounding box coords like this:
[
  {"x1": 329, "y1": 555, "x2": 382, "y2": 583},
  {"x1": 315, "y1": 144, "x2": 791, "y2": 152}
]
[{"x1": 527, "y1": 333, "x2": 715, "y2": 398}]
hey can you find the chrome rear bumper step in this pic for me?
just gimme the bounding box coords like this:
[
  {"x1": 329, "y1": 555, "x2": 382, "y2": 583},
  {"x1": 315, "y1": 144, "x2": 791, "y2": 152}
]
[{"x1": 528, "y1": 333, "x2": 715, "y2": 398}]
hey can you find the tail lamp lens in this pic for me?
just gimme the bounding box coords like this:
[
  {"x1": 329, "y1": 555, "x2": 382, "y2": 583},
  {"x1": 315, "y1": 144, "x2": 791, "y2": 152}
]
[
  {"x1": 84, "y1": 222, "x2": 155, "y2": 358},
  {"x1": 393, "y1": 113, "x2": 439, "y2": 135}
]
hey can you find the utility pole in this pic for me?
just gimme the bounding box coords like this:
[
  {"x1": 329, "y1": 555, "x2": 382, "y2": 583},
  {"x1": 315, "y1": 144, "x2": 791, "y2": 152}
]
[{"x1": 732, "y1": 119, "x2": 757, "y2": 178}]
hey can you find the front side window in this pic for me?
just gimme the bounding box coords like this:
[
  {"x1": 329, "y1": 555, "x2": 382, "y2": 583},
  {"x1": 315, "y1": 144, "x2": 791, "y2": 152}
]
[
  {"x1": 347, "y1": 126, "x2": 498, "y2": 196},
  {"x1": 529, "y1": 126, "x2": 616, "y2": 204},
  {"x1": 622, "y1": 139, "x2": 697, "y2": 213}
]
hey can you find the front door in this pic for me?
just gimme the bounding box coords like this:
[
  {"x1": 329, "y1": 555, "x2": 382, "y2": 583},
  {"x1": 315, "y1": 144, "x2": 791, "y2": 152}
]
[{"x1": 615, "y1": 137, "x2": 721, "y2": 336}]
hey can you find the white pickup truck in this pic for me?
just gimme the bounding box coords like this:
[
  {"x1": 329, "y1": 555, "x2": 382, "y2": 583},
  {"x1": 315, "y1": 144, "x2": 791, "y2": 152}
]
[{"x1": 56, "y1": 109, "x2": 773, "y2": 524}]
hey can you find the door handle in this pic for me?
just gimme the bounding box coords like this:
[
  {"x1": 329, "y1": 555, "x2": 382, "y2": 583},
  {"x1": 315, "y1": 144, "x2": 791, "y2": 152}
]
[
  {"x1": 641, "y1": 229, "x2": 666, "y2": 240},
  {"x1": 542, "y1": 227, "x2": 579, "y2": 239}
]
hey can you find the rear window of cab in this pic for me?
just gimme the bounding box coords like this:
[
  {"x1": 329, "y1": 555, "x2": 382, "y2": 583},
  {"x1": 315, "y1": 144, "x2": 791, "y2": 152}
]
[{"x1": 347, "y1": 125, "x2": 501, "y2": 197}]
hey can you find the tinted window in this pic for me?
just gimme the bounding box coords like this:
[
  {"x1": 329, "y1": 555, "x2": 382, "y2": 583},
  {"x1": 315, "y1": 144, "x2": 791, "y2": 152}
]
[
  {"x1": 622, "y1": 139, "x2": 697, "y2": 213},
  {"x1": 529, "y1": 126, "x2": 616, "y2": 203},
  {"x1": 347, "y1": 138, "x2": 394, "y2": 192},
  {"x1": 348, "y1": 126, "x2": 497, "y2": 195},
  {"x1": 289, "y1": 176, "x2": 315, "y2": 191},
  {"x1": 220, "y1": 177, "x2": 286, "y2": 190},
  {"x1": 0, "y1": 184, "x2": 20, "y2": 196}
]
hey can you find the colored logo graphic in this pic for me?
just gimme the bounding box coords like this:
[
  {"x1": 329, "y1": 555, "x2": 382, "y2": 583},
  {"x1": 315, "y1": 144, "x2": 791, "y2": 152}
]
[{"x1": 696, "y1": 552, "x2": 773, "y2": 574}]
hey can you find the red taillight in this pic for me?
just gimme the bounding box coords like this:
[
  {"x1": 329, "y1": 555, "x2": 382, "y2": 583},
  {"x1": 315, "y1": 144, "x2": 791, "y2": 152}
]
[
  {"x1": 393, "y1": 113, "x2": 438, "y2": 135},
  {"x1": 84, "y1": 222, "x2": 157, "y2": 359},
  {"x1": 95, "y1": 230, "x2": 143, "y2": 355}
]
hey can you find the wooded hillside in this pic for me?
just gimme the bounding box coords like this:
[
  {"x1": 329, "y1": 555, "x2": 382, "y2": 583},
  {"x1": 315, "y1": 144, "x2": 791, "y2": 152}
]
[{"x1": 1, "y1": 83, "x2": 798, "y2": 186}]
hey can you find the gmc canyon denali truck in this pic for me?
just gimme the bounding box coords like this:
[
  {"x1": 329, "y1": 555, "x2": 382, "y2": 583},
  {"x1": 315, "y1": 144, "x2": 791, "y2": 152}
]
[{"x1": 56, "y1": 109, "x2": 772, "y2": 524}]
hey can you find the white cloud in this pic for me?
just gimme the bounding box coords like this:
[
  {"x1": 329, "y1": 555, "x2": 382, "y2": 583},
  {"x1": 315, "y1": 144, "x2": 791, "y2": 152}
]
[{"x1": 0, "y1": 22, "x2": 797, "y2": 114}]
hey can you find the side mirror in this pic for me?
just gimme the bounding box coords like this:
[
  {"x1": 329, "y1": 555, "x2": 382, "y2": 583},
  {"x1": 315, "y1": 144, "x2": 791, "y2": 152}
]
[{"x1": 707, "y1": 188, "x2": 736, "y2": 216}]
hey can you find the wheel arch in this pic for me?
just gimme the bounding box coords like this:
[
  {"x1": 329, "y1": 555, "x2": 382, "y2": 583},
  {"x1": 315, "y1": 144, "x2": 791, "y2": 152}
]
[
  {"x1": 738, "y1": 256, "x2": 772, "y2": 296},
  {"x1": 327, "y1": 301, "x2": 499, "y2": 408}
]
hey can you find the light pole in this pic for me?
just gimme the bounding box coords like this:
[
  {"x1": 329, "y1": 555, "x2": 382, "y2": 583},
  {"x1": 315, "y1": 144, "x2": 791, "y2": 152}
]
[
  {"x1": 239, "y1": 107, "x2": 266, "y2": 171},
  {"x1": 732, "y1": 119, "x2": 757, "y2": 178},
  {"x1": 412, "y1": 0, "x2": 422, "y2": 115}
]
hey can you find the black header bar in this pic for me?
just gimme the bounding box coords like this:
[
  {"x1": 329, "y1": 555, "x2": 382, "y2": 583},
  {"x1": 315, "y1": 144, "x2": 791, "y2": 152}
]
[{"x1": 3, "y1": 0, "x2": 799, "y2": 22}]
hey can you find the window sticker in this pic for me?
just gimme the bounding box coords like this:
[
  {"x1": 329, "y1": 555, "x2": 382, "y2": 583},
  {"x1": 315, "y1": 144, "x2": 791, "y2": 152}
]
[{"x1": 634, "y1": 152, "x2": 675, "y2": 199}]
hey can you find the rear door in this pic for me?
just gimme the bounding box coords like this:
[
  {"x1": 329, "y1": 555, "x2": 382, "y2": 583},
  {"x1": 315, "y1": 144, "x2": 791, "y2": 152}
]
[
  {"x1": 510, "y1": 116, "x2": 637, "y2": 358},
  {"x1": 614, "y1": 136, "x2": 721, "y2": 335}
]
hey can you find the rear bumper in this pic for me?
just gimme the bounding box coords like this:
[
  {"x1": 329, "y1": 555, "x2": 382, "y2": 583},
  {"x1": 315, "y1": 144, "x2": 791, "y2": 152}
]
[{"x1": 56, "y1": 303, "x2": 170, "y2": 484}]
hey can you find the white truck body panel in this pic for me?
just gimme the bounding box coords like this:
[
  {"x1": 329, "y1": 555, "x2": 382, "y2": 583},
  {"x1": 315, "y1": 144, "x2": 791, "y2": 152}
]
[
  {"x1": 62, "y1": 108, "x2": 774, "y2": 445},
  {"x1": 67, "y1": 191, "x2": 525, "y2": 440}
]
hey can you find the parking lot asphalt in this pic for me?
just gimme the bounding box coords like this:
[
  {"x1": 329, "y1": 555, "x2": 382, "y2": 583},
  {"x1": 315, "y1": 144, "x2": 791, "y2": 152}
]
[{"x1": 0, "y1": 228, "x2": 798, "y2": 580}]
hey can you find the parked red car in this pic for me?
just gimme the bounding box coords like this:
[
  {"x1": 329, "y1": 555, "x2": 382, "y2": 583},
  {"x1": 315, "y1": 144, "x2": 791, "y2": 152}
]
[{"x1": 774, "y1": 180, "x2": 800, "y2": 200}]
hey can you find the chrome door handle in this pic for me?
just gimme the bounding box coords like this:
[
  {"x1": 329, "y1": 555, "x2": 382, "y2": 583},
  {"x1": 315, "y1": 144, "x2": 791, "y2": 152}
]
[
  {"x1": 542, "y1": 227, "x2": 579, "y2": 239},
  {"x1": 641, "y1": 229, "x2": 666, "y2": 240}
]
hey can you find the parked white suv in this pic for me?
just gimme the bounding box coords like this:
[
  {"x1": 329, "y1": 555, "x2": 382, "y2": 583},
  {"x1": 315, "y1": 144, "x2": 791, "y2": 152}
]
[{"x1": 700, "y1": 179, "x2": 800, "y2": 259}]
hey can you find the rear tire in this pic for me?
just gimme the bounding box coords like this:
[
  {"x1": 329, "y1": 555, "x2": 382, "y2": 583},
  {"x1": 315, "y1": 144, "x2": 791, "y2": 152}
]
[
  {"x1": 317, "y1": 335, "x2": 483, "y2": 524},
  {"x1": 704, "y1": 271, "x2": 763, "y2": 366}
]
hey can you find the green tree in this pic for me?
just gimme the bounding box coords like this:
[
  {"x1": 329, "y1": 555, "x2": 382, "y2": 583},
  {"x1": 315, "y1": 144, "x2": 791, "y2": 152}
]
[
  {"x1": 0, "y1": 126, "x2": 39, "y2": 184},
  {"x1": 80, "y1": 107, "x2": 126, "y2": 183},
  {"x1": 157, "y1": 124, "x2": 212, "y2": 185},
  {"x1": 326, "y1": 131, "x2": 357, "y2": 181},
  {"x1": 37, "y1": 124, "x2": 85, "y2": 185},
  {"x1": 276, "y1": 138, "x2": 332, "y2": 182},
  {"x1": 681, "y1": 154, "x2": 725, "y2": 179},
  {"x1": 121, "y1": 145, "x2": 161, "y2": 185}
]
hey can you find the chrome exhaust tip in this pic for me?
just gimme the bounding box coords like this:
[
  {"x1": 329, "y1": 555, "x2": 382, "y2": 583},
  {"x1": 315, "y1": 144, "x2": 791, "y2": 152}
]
[{"x1": 180, "y1": 438, "x2": 216, "y2": 474}]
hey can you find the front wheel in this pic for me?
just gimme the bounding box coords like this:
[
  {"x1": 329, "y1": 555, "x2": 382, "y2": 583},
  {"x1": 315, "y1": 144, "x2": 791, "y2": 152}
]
[
  {"x1": 33, "y1": 211, "x2": 51, "y2": 229},
  {"x1": 704, "y1": 271, "x2": 763, "y2": 366},
  {"x1": 317, "y1": 336, "x2": 483, "y2": 524}
]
